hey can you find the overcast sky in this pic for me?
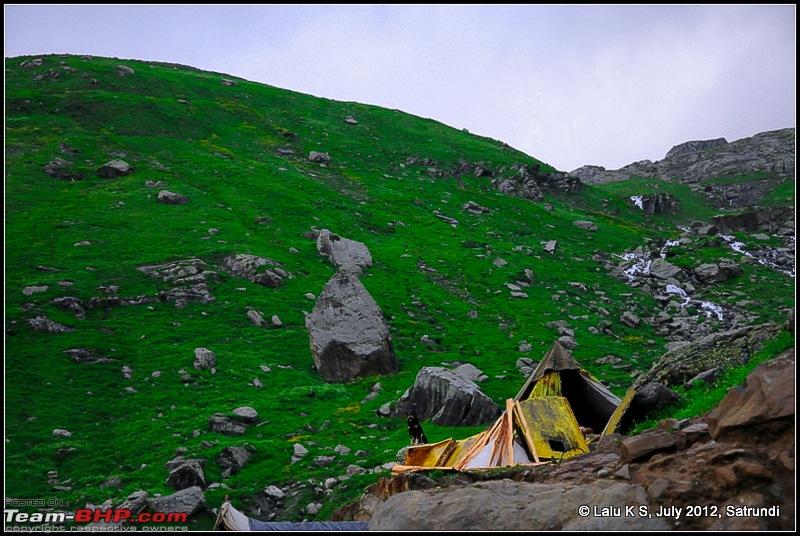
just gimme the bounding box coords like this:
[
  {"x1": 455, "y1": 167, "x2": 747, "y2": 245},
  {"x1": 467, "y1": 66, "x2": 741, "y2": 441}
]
[{"x1": 4, "y1": 5, "x2": 796, "y2": 171}]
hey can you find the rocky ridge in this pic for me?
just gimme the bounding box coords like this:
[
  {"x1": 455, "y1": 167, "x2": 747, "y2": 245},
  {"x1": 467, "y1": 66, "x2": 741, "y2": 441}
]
[{"x1": 572, "y1": 128, "x2": 794, "y2": 190}]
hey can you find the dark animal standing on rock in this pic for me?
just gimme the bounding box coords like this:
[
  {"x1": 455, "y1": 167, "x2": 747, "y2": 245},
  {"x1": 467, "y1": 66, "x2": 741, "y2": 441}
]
[{"x1": 407, "y1": 412, "x2": 428, "y2": 445}]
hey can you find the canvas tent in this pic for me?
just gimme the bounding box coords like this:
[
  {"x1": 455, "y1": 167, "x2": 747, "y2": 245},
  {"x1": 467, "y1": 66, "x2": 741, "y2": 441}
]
[{"x1": 394, "y1": 341, "x2": 636, "y2": 473}]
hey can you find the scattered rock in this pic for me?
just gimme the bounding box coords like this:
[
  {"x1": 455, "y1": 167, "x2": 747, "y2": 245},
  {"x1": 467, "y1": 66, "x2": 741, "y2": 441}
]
[
  {"x1": 157, "y1": 190, "x2": 189, "y2": 205},
  {"x1": 630, "y1": 383, "x2": 681, "y2": 418},
  {"x1": 232, "y1": 406, "x2": 258, "y2": 423},
  {"x1": 247, "y1": 310, "x2": 267, "y2": 327},
  {"x1": 28, "y1": 316, "x2": 75, "y2": 334},
  {"x1": 315, "y1": 455, "x2": 335, "y2": 467},
  {"x1": 620, "y1": 311, "x2": 641, "y2": 328},
  {"x1": 544, "y1": 241, "x2": 558, "y2": 254},
  {"x1": 620, "y1": 429, "x2": 677, "y2": 463},
  {"x1": 65, "y1": 348, "x2": 113, "y2": 364},
  {"x1": 557, "y1": 336, "x2": 578, "y2": 350},
  {"x1": 573, "y1": 220, "x2": 598, "y2": 232},
  {"x1": 309, "y1": 151, "x2": 331, "y2": 163},
  {"x1": 462, "y1": 201, "x2": 490, "y2": 215},
  {"x1": 194, "y1": 348, "x2": 216, "y2": 370},
  {"x1": 291, "y1": 443, "x2": 308, "y2": 464},
  {"x1": 167, "y1": 459, "x2": 206, "y2": 491},
  {"x1": 334, "y1": 445, "x2": 351, "y2": 456},
  {"x1": 52, "y1": 429, "x2": 72, "y2": 438},
  {"x1": 208, "y1": 414, "x2": 247, "y2": 436},
  {"x1": 216, "y1": 446, "x2": 251, "y2": 475},
  {"x1": 452, "y1": 363, "x2": 488, "y2": 383},
  {"x1": 116, "y1": 65, "x2": 135, "y2": 76},
  {"x1": 96, "y1": 159, "x2": 133, "y2": 178},
  {"x1": 44, "y1": 158, "x2": 84, "y2": 181},
  {"x1": 684, "y1": 367, "x2": 721, "y2": 389},
  {"x1": 648, "y1": 258, "x2": 682, "y2": 280},
  {"x1": 23, "y1": 285, "x2": 48, "y2": 296}
]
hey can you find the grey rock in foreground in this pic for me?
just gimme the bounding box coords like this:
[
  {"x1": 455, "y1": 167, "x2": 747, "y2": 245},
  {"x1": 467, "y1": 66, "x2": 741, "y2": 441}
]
[{"x1": 368, "y1": 480, "x2": 669, "y2": 531}]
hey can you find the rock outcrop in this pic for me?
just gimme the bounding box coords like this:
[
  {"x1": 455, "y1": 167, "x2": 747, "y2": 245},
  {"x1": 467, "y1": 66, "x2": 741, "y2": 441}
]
[
  {"x1": 571, "y1": 128, "x2": 794, "y2": 189},
  {"x1": 219, "y1": 254, "x2": 294, "y2": 288},
  {"x1": 634, "y1": 323, "x2": 781, "y2": 387},
  {"x1": 138, "y1": 258, "x2": 217, "y2": 309},
  {"x1": 306, "y1": 265, "x2": 398, "y2": 383},
  {"x1": 711, "y1": 205, "x2": 795, "y2": 234},
  {"x1": 391, "y1": 367, "x2": 500, "y2": 426}
]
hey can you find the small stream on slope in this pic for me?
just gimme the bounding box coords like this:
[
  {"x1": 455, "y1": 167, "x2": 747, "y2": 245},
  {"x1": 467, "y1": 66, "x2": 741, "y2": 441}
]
[{"x1": 615, "y1": 238, "x2": 728, "y2": 321}]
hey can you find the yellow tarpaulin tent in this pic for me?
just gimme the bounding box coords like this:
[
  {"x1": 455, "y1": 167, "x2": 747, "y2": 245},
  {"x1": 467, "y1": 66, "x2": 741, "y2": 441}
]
[{"x1": 394, "y1": 341, "x2": 635, "y2": 473}]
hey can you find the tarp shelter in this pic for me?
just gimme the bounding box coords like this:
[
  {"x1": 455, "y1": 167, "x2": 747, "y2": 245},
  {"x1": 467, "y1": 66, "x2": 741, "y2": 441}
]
[
  {"x1": 213, "y1": 500, "x2": 369, "y2": 531},
  {"x1": 394, "y1": 341, "x2": 635, "y2": 473}
]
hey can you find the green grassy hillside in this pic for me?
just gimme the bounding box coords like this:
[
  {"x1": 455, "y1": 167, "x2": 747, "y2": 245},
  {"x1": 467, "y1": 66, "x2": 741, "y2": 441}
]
[{"x1": 4, "y1": 54, "x2": 794, "y2": 526}]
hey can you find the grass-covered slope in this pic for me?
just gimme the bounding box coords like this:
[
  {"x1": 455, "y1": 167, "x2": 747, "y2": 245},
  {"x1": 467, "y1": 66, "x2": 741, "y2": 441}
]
[{"x1": 4, "y1": 55, "x2": 794, "y2": 525}]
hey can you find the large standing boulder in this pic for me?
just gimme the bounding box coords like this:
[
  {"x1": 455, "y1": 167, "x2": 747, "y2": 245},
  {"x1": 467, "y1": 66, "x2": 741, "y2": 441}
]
[
  {"x1": 392, "y1": 367, "x2": 501, "y2": 426},
  {"x1": 316, "y1": 229, "x2": 373, "y2": 269},
  {"x1": 306, "y1": 265, "x2": 398, "y2": 383}
]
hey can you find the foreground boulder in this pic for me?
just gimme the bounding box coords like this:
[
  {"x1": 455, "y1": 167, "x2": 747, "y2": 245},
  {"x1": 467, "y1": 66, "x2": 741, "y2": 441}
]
[
  {"x1": 369, "y1": 480, "x2": 669, "y2": 531},
  {"x1": 706, "y1": 347, "x2": 794, "y2": 443},
  {"x1": 392, "y1": 367, "x2": 500, "y2": 426},
  {"x1": 306, "y1": 265, "x2": 398, "y2": 383}
]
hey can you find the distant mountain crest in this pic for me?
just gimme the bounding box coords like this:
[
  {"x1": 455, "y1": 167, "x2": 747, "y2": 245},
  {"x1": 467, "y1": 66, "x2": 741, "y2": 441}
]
[
  {"x1": 665, "y1": 137, "x2": 727, "y2": 159},
  {"x1": 572, "y1": 128, "x2": 795, "y2": 185}
]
